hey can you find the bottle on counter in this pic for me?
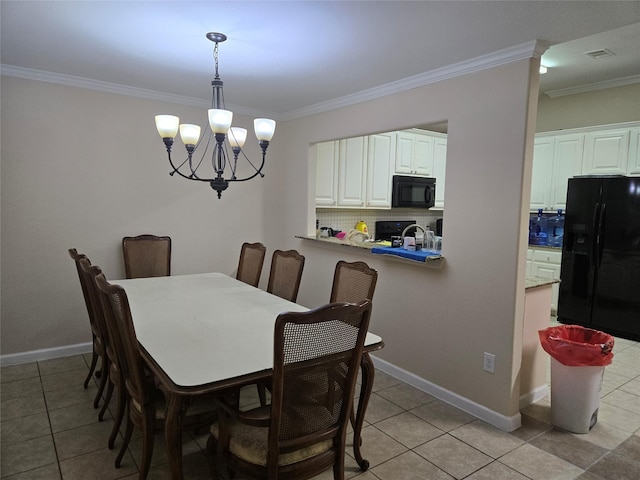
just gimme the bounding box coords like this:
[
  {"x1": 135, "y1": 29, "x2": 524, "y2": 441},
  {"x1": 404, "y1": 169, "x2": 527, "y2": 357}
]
[
  {"x1": 529, "y1": 208, "x2": 548, "y2": 246},
  {"x1": 548, "y1": 209, "x2": 564, "y2": 248}
]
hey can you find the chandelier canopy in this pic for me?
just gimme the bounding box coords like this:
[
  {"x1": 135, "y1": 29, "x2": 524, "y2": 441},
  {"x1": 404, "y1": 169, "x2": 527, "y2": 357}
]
[{"x1": 155, "y1": 32, "x2": 276, "y2": 198}]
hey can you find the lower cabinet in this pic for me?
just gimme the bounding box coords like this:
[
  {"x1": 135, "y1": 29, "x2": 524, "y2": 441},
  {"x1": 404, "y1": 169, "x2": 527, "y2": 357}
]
[{"x1": 529, "y1": 248, "x2": 562, "y2": 313}]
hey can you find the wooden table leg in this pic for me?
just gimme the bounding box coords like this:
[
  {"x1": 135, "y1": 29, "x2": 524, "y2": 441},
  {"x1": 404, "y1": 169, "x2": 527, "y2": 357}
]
[
  {"x1": 165, "y1": 393, "x2": 187, "y2": 480},
  {"x1": 353, "y1": 352, "x2": 375, "y2": 471}
]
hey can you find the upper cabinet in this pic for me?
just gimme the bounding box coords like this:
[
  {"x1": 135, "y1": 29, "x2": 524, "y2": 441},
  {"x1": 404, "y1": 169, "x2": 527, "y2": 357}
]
[
  {"x1": 530, "y1": 122, "x2": 640, "y2": 212},
  {"x1": 366, "y1": 132, "x2": 395, "y2": 208},
  {"x1": 395, "y1": 130, "x2": 435, "y2": 176},
  {"x1": 582, "y1": 129, "x2": 630, "y2": 175},
  {"x1": 337, "y1": 137, "x2": 368, "y2": 207},
  {"x1": 314, "y1": 140, "x2": 339, "y2": 206},
  {"x1": 432, "y1": 136, "x2": 447, "y2": 209},
  {"x1": 531, "y1": 133, "x2": 584, "y2": 212}
]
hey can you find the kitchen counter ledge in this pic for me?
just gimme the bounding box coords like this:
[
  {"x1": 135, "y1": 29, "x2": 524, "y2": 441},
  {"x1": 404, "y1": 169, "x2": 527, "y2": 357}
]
[
  {"x1": 525, "y1": 276, "x2": 560, "y2": 290},
  {"x1": 296, "y1": 236, "x2": 445, "y2": 269}
]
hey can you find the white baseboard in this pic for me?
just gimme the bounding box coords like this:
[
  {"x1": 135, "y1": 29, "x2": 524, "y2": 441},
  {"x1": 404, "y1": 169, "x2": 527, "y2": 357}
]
[
  {"x1": 519, "y1": 384, "x2": 549, "y2": 409},
  {"x1": 0, "y1": 342, "x2": 93, "y2": 367},
  {"x1": 371, "y1": 355, "x2": 522, "y2": 432}
]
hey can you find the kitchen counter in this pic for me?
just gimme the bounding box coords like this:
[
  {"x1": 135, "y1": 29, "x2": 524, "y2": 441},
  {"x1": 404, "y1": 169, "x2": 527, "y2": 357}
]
[
  {"x1": 296, "y1": 235, "x2": 445, "y2": 268},
  {"x1": 525, "y1": 276, "x2": 560, "y2": 290}
]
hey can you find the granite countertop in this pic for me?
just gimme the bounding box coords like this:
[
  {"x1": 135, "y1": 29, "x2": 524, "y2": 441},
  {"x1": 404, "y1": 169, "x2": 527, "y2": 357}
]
[{"x1": 525, "y1": 276, "x2": 560, "y2": 290}]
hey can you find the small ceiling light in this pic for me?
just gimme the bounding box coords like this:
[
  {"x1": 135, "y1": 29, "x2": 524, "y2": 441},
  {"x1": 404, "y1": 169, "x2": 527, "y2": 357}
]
[
  {"x1": 539, "y1": 64, "x2": 548, "y2": 74},
  {"x1": 155, "y1": 33, "x2": 276, "y2": 199}
]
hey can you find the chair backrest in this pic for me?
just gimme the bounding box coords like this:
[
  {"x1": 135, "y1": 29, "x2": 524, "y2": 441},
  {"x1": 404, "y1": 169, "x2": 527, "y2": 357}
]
[
  {"x1": 266, "y1": 249, "x2": 305, "y2": 302},
  {"x1": 69, "y1": 248, "x2": 97, "y2": 329},
  {"x1": 236, "y1": 242, "x2": 266, "y2": 287},
  {"x1": 78, "y1": 259, "x2": 118, "y2": 375},
  {"x1": 95, "y1": 274, "x2": 150, "y2": 411},
  {"x1": 267, "y1": 300, "x2": 372, "y2": 474},
  {"x1": 122, "y1": 234, "x2": 171, "y2": 279},
  {"x1": 329, "y1": 260, "x2": 378, "y2": 303}
]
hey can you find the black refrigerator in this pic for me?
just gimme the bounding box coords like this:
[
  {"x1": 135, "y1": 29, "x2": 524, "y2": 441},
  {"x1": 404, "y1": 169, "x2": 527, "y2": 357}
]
[{"x1": 557, "y1": 176, "x2": 640, "y2": 340}]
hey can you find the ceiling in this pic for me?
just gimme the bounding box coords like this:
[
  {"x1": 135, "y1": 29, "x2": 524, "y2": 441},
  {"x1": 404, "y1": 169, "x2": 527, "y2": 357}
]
[{"x1": 2, "y1": 1, "x2": 639, "y2": 120}]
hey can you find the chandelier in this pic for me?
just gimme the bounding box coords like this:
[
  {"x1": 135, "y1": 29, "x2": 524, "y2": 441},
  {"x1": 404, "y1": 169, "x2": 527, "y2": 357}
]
[{"x1": 155, "y1": 32, "x2": 276, "y2": 198}]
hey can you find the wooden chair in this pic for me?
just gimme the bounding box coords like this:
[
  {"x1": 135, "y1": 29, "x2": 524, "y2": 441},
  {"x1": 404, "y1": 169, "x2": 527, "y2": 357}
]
[
  {"x1": 330, "y1": 260, "x2": 378, "y2": 303},
  {"x1": 122, "y1": 234, "x2": 171, "y2": 279},
  {"x1": 236, "y1": 242, "x2": 266, "y2": 287},
  {"x1": 94, "y1": 274, "x2": 220, "y2": 479},
  {"x1": 78, "y1": 258, "x2": 126, "y2": 449},
  {"x1": 207, "y1": 300, "x2": 372, "y2": 480},
  {"x1": 266, "y1": 249, "x2": 305, "y2": 302},
  {"x1": 68, "y1": 248, "x2": 108, "y2": 407}
]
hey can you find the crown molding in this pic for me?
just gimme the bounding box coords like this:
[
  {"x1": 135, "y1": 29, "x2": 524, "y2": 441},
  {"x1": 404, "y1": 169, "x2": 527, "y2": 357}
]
[
  {"x1": 280, "y1": 40, "x2": 548, "y2": 120},
  {"x1": 2, "y1": 39, "x2": 547, "y2": 121},
  {"x1": 543, "y1": 73, "x2": 640, "y2": 98}
]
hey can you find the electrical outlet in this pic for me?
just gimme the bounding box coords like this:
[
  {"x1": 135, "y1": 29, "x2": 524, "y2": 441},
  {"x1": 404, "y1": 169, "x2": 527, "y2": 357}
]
[{"x1": 483, "y1": 352, "x2": 495, "y2": 373}]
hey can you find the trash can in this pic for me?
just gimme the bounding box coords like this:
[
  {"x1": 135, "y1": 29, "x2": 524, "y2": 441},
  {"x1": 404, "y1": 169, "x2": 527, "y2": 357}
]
[{"x1": 538, "y1": 325, "x2": 614, "y2": 433}]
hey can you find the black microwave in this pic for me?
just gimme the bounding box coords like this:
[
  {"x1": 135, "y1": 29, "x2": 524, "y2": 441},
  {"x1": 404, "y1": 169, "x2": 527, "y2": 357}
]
[{"x1": 391, "y1": 175, "x2": 436, "y2": 208}]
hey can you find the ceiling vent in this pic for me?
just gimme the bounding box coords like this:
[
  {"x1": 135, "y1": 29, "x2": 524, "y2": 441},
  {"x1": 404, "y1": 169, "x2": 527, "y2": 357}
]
[{"x1": 584, "y1": 48, "x2": 615, "y2": 60}]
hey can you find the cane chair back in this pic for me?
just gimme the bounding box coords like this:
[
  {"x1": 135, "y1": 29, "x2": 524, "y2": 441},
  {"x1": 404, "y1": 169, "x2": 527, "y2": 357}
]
[
  {"x1": 78, "y1": 259, "x2": 126, "y2": 448},
  {"x1": 266, "y1": 249, "x2": 305, "y2": 302},
  {"x1": 236, "y1": 242, "x2": 266, "y2": 287},
  {"x1": 122, "y1": 234, "x2": 171, "y2": 279},
  {"x1": 95, "y1": 274, "x2": 218, "y2": 479},
  {"x1": 329, "y1": 261, "x2": 378, "y2": 304},
  {"x1": 68, "y1": 249, "x2": 108, "y2": 403},
  {"x1": 208, "y1": 300, "x2": 372, "y2": 480}
]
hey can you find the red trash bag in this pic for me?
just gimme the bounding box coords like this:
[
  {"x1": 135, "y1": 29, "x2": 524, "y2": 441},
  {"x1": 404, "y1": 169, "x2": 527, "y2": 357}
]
[{"x1": 538, "y1": 325, "x2": 614, "y2": 367}]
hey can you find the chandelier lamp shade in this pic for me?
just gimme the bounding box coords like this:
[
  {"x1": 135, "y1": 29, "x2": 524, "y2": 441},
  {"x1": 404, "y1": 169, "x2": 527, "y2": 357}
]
[{"x1": 155, "y1": 32, "x2": 276, "y2": 198}]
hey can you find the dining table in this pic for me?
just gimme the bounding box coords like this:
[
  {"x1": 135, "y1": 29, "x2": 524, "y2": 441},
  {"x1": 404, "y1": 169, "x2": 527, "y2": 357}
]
[{"x1": 116, "y1": 272, "x2": 384, "y2": 480}]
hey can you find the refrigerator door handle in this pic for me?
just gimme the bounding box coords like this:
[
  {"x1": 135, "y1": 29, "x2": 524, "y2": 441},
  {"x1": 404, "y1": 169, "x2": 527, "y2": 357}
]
[
  {"x1": 591, "y1": 203, "x2": 600, "y2": 268},
  {"x1": 596, "y1": 202, "x2": 606, "y2": 269}
]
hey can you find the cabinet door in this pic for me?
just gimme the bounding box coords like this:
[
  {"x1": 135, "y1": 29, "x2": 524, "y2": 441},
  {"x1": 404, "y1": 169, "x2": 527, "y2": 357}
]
[
  {"x1": 532, "y1": 249, "x2": 562, "y2": 313},
  {"x1": 582, "y1": 129, "x2": 630, "y2": 175},
  {"x1": 627, "y1": 127, "x2": 640, "y2": 175},
  {"x1": 530, "y1": 137, "x2": 553, "y2": 211},
  {"x1": 433, "y1": 137, "x2": 447, "y2": 209},
  {"x1": 412, "y1": 133, "x2": 435, "y2": 176},
  {"x1": 337, "y1": 137, "x2": 367, "y2": 207},
  {"x1": 366, "y1": 133, "x2": 395, "y2": 208},
  {"x1": 314, "y1": 141, "x2": 338, "y2": 206},
  {"x1": 395, "y1": 131, "x2": 414, "y2": 174},
  {"x1": 550, "y1": 134, "x2": 584, "y2": 211}
]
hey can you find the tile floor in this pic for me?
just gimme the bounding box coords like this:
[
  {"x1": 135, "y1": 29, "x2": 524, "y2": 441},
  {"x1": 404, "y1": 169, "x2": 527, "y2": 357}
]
[{"x1": 1, "y1": 325, "x2": 639, "y2": 480}]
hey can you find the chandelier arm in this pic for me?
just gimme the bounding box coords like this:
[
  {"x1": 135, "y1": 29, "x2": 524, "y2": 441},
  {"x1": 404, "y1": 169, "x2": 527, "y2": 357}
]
[
  {"x1": 167, "y1": 151, "x2": 210, "y2": 182},
  {"x1": 228, "y1": 147, "x2": 267, "y2": 183}
]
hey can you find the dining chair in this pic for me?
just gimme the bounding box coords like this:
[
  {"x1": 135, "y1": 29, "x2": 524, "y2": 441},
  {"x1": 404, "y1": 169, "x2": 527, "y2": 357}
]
[
  {"x1": 122, "y1": 234, "x2": 171, "y2": 279},
  {"x1": 329, "y1": 260, "x2": 378, "y2": 303},
  {"x1": 68, "y1": 248, "x2": 109, "y2": 407},
  {"x1": 266, "y1": 249, "x2": 305, "y2": 302},
  {"x1": 236, "y1": 242, "x2": 266, "y2": 287},
  {"x1": 78, "y1": 258, "x2": 125, "y2": 449},
  {"x1": 207, "y1": 300, "x2": 372, "y2": 480},
  {"x1": 95, "y1": 274, "x2": 220, "y2": 479}
]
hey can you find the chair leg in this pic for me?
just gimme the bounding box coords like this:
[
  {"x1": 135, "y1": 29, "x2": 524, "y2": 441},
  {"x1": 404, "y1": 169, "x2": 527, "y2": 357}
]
[
  {"x1": 98, "y1": 381, "x2": 114, "y2": 421},
  {"x1": 206, "y1": 434, "x2": 221, "y2": 480},
  {"x1": 257, "y1": 383, "x2": 267, "y2": 407},
  {"x1": 84, "y1": 348, "x2": 98, "y2": 388},
  {"x1": 138, "y1": 413, "x2": 155, "y2": 480},
  {"x1": 93, "y1": 359, "x2": 109, "y2": 408},
  {"x1": 116, "y1": 412, "x2": 133, "y2": 468},
  {"x1": 108, "y1": 386, "x2": 127, "y2": 449}
]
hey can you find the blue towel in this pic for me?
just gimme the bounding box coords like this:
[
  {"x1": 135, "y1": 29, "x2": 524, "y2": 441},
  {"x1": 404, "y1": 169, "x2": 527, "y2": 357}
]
[{"x1": 370, "y1": 246, "x2": 442, "y2": 262}]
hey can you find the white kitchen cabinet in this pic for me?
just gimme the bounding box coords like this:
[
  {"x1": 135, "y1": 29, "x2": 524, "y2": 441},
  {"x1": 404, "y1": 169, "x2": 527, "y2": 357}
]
[
  {"x1": 530, "y1": 133, "x2": 583, "y2": 211},
  {"x1": 314, "y1": 141, "x2": 339, "y2": 206},
  {"x1": 432, "y1": 136, "x2": 447, "y2": 209},
  {"x1": 366, "y1": 132, "x2": 395, "y2": 208},
  {"x1": 531, "y1": 248, "x2": 562, "y2": 313},
  {"x1": 395, "y1": 130, "x2": 434, "y2": 176},
  {"x1": 337, "y1": 136, "x2": 368, "y2": 207},
  {"x1": 627, "y1": 127, "x2": 640, "y2": 175},
  {"x1": 582, "y1": 129, "x2": 630, "y2": 175}
]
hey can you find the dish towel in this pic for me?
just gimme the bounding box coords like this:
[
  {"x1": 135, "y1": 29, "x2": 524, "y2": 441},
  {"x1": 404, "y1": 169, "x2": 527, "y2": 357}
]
[{"x1": 370, "y1": 246, "x2": 442, "y2": 262}]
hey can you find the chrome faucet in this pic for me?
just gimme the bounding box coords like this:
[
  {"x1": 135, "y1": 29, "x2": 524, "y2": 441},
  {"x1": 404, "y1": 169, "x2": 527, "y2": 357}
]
[{"x1": 401, "y1": 224, "x2": 426, "y2": 249}]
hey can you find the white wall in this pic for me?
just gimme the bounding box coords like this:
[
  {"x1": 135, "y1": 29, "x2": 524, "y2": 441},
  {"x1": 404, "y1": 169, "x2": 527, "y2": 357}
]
[
  {"x1": 1, "y1": 58, "x2": 539, "y2": 428},
  {"x1": 1, "y1": 76, "x2": 277, "y2": 355}
]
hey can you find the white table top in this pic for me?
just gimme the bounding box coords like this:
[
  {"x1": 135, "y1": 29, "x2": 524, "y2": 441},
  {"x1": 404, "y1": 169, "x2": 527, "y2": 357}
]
[{"x1": 116, "y1": 273, "x2": 382, "y2": 388}]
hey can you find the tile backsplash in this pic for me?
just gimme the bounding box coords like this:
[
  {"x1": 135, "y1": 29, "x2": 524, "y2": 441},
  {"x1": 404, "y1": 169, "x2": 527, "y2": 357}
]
[{"x1": 316, "y1": 208, "x2": 443, "y2": 239}]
